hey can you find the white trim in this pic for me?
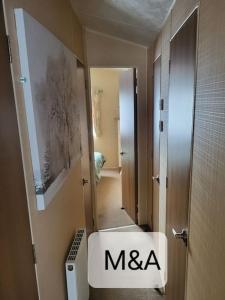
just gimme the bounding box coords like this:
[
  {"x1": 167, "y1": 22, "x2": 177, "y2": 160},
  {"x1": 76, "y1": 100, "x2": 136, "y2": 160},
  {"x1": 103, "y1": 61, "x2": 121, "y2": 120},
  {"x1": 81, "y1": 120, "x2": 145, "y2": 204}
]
[
  {"x1": 15, "y1": 9, "x2": 42, "y2": 186},
  {"x1": 99, "y1": 224, "x2": 138, "y2": 232},
  {"x1": 14, "y1": 9, "x2": 80, "y2": 211},
  {"x1": 36, "y1": 169, "x2": 68, "y2": 210},
  {"x1": 170, "y1": 5, "x2": 200, "y2": 41},
  {"x1": 154, "y1": 54, "x2": 161, "y2": 64}
]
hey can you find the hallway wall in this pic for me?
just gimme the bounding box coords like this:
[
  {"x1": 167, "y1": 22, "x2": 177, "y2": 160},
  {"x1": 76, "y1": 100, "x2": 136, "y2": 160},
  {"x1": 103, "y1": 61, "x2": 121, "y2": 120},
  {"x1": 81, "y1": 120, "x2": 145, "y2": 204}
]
[
  {"x1": 154, "y1": 0, "x2": 225, "y2": 299},
  {"x1": 3, "y1": 1, "x2": 86, "y2": 299},
  {"x1": 91, "y1": 68, "x2": 120, "y2": 169},
  {"x1": 85, "y1": 29, "x2": 153, "y2": 225}
]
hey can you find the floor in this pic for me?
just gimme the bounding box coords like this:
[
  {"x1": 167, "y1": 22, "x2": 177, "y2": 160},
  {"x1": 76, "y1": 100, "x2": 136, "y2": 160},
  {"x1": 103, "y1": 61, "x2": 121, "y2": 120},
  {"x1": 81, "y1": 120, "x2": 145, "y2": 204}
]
[
  {"x1": 96, "y1": 170, "x2": 134, "y2": 229},
  {"x1": 90, "y1": 287, "x2": 163, "y2": 300},
  {"x1": 91, "y1": 170, "x2": 165, "y2": 300}
]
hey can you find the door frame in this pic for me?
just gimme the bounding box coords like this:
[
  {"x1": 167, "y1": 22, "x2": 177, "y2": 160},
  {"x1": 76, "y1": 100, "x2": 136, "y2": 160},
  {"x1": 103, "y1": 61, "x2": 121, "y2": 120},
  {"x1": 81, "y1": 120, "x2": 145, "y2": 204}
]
[
  {"x1": 77, "y1": 60, "x2": 96, "y2": 234},
  {"x1": 166, "y1": 7, "x2": 199, "y2": 299},
  {"x1": 152, "y1": 56, "x2": 162, "y2": 232},
  {"x1": 88, "y1": 66, "x2": 139, "y2": 227},
  {"x1": 79, "y1": 63, "x2": 98, "y2": 231}
]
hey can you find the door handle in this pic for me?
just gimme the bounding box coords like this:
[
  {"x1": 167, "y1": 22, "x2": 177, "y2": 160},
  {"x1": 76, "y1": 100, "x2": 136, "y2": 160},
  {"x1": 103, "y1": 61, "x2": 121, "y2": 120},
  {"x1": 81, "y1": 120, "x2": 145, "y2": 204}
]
[
  {"x1": 82, "y1": 178, "x2": 89, "y2": 186},
  {"x1": 172, "y1": 228, "x2": 188, "y2": 245},
  {"x1": 152, "y1": 175, "x2": 160, "y2": 184},
  {"x1": 120, "y1": 151, "x2": 126, "y2": 155}
]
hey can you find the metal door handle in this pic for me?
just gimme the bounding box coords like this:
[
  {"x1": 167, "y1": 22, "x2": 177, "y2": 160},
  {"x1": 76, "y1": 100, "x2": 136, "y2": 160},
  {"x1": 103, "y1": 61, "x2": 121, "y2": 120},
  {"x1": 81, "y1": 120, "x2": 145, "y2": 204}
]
[
  {"x1": 152, "y1": 175, "x2": 160, "y2": 184},
  {"x1": 172, "y1": 228, "x2": 188, "y2": 245},
  {"x1": 82, "y1": 178, "x2": 89, "y2": 186},
  {"x1": 120, "y1": 151, "x2": 126, "y2": 155}
]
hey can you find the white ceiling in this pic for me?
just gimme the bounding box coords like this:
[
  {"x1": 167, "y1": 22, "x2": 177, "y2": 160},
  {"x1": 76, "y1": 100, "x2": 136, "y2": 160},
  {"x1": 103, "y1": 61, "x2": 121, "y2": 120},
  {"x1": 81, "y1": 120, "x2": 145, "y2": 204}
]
[{"x1": 71, "y1": 0, "x2": 174, "y2": 46}]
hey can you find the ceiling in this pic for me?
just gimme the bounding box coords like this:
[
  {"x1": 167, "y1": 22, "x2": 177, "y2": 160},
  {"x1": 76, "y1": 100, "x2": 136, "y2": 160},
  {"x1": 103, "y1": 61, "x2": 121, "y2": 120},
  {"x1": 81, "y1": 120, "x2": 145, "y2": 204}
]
[{"x1": 71, "y1": 0, "x2": 174, "y2": 46}]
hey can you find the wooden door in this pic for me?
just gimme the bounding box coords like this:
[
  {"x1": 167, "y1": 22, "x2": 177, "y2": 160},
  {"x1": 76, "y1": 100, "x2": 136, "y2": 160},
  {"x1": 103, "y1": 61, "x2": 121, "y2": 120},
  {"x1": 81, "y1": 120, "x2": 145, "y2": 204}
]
[
  {"x1": 152, "y1": 57, "x2": 161, "y2": 231},
  {"x1": 119, "y1": 69, "x2": 137, "y2": 222},
  {"x1": 77, "y1": 63, "x2": 94, "y2": 236},
  {"x1": 166, "y1": 11, "x2": 197, "y2": 300},
  {"x1": 0, "y1": 3, "x2": 39, "y2": 299}
]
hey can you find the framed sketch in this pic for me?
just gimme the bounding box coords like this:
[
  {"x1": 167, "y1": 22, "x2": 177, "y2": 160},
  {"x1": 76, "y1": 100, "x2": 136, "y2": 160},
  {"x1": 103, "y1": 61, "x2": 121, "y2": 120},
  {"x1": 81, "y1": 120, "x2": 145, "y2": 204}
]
[{"x1": 15, "y1": 9, "x2": 81, "y2": 210}]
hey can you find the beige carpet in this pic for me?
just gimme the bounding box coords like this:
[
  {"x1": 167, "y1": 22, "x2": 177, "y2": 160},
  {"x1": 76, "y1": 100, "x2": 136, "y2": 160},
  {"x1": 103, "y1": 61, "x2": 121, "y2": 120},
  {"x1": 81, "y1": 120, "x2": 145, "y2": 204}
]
[{"x1": 96, "y1": 170, "x2": 134, "y2": 230}]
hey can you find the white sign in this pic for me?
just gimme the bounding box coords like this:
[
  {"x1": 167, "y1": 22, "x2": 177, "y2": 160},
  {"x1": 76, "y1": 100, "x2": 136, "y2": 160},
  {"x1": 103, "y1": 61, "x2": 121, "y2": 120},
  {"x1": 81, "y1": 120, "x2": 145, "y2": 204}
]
[{"x1": 88, "y1": 232, "x2": 167, "y2": 288}]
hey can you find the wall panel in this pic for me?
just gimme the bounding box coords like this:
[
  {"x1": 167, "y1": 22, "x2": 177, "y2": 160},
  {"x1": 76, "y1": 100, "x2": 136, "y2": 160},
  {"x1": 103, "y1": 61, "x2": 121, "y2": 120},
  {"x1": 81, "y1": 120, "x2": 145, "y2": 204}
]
[
  {"x1": 187, "y1": 0, "x2": 225, "y2": 299},
  {"x1": 2, "y1": 1, "x2": 86, "y2": 299},
  {"x1": 154, "y1": 0, "x2": 225, "y2": 298}
]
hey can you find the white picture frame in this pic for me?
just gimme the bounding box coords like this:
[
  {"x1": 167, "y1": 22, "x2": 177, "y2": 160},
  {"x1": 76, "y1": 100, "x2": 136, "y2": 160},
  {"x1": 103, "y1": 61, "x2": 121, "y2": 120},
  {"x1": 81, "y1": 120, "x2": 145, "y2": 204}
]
[{"x1": 15, "y1": 9, "x2": 81, "y2": 210}]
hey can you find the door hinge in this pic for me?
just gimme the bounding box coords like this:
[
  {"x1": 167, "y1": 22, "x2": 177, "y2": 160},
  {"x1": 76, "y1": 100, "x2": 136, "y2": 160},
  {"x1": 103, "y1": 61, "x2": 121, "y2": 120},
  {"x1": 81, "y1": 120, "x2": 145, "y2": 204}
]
[
  {"x1": 159, "y1": 98, "x2": 164, "y2": 111},
  {"x1": 169, "y1": 59, "x2": 171, "y2": 74},
  {"x1": 135, "y1": 84, "x2": 138, "y2": 95},
  {"x1": 159, "y1": 120, "x2": 164, "y2": 132},
  {"x1": 6, "y1": 35, "x2": 12, "y2": 64},
  {"x1": 166, "y1": 176, "x2": 168, "y2": 188},
  {"x1": 32, "y1": 244, "x2": 37, "y2": 264}
]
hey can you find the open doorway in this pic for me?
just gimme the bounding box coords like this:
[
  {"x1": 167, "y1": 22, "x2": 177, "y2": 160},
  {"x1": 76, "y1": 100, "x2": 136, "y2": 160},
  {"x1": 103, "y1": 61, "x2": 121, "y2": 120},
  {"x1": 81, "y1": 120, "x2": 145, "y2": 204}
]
[{"x1": 90, "y1": 68, "x2": 138, "y2": 230}]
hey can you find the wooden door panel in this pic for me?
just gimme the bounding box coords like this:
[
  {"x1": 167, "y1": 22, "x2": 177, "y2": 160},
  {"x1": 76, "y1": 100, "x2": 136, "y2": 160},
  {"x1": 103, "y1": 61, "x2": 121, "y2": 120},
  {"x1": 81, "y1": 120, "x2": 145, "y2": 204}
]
[
  {"x1": 0, "y1": 2, "x2": 39, "y2": 299},
  {"x1": 153, "y1": 57, "x2": 161, "y2": 231},
  {"x1": 166, "y1": 11, "x2": 197, "y2": 300},
  {"x1": 119, "y1": 69, "x2": 137, "y2": 222},
  {"x1": 77, "y1": 64, "x2": 94, "y2": 236}
]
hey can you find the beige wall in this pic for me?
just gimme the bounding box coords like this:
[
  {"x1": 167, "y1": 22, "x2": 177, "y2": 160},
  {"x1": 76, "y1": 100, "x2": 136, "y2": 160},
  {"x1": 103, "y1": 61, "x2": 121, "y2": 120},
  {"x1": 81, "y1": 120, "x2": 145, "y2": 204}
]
[
  {"x1": 85, "y1": 29, "x2": 152, "y2": 225},
  {"x1": 155, "y1": 0, "x2": 225, "y2": 299},
  {"x1": 3, "y1": 1, "x2": 86, "y2": 299},
  {"x1": 91, "y1": 68, "x2": 120, "y2": 169}
]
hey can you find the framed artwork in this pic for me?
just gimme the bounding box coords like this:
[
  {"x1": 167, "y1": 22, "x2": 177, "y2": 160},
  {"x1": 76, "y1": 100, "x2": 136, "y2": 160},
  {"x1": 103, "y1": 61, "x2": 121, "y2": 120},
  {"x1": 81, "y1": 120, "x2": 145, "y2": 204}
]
[{"x1": 15, "y1": 9, "x2": 81, "y2": 210}]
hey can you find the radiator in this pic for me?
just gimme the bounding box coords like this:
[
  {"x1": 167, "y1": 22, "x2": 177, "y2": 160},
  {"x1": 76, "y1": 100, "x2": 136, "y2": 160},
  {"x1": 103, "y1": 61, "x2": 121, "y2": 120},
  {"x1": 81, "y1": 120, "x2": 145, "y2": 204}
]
[{"x1": 65, "y1": 229, "x2": 89, "y2": 300}]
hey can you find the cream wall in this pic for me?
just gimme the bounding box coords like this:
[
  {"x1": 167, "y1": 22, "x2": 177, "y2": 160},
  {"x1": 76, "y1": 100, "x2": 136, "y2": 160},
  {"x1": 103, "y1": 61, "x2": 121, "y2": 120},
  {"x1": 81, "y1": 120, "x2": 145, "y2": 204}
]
[
  {"x1": 3, "y1": 1, "x2": 86, "y2": 299},
  {"x1": 85, "y1": 29, "x2": 152, "y2": 225},
  {"x1": 91, "y1": 68, "x2": 120, "y2": 169},
  {"x1": 154, "y1": 0, "x2": 225, "y2": 299}
]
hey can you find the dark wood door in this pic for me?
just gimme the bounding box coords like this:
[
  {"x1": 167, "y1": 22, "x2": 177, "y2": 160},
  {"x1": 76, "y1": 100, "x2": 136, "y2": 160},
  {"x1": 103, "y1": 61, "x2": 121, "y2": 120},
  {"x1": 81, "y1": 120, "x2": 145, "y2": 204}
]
[
  {"x1": 166, "y1": 11, "x2": 197, "y2": 300},
  {"x1": 0, "y1": 2, "x2": 39, "y2": 299},
  {"x1": 119, "y1": 69, "x2": 137, "y2": 222},
  {"x1": 152, "y1": 57, "x2": 161, "y2": 231},
  {"x1": 77, "y1": 63, "x2": 94, "y2": 236}
]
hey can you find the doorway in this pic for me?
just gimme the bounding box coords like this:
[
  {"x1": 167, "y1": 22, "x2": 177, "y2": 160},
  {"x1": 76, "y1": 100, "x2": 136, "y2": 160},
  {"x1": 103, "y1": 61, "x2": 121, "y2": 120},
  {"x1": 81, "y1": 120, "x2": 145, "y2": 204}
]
[
  {"x1": 77, "y1": 61, "x2": 94, "y2": 236},
  {"x1": 166, "y1": 10, "x2": 197, "y2": 300},
  {"x1": 90, "y1": 68, "x2": 138, "y2": 230}
]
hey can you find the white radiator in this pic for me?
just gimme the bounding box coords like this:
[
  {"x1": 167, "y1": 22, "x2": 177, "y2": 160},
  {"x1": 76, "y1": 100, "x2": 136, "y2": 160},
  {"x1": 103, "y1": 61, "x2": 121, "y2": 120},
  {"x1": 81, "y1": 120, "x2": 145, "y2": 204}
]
[{"x1": 65, "y1": 229, "x2": 89, "y2": 300}]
